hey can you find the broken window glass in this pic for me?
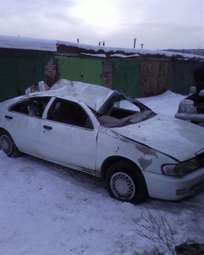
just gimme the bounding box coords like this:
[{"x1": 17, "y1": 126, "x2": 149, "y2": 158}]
[
  {"x1": 47, "y1": 98, "x2": 93, "y2": 129},
  {"x1": 9, "y1": 97, "x2": 51, "y2": 118}
]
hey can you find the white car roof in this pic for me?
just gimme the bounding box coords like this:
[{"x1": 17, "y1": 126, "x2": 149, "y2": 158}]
[{"x1": 28, "y1": 80, "x2": 116, "y2": 112}]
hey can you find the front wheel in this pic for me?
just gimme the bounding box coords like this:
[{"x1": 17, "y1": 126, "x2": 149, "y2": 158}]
[
  {"x1": 106, "y1": 160, "x2": 148, "y2": 204},
  {"x1": 0, "y1": 133, "x2": 21, "y2": 157}
]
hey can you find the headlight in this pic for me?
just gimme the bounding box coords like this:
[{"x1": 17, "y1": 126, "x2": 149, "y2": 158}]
[
  {"x1": 162, "y1": 161, "x2": 198, "y2": 178},
  {"x1": 162, "y1": 164, "x2": 181, "y2": 177}
]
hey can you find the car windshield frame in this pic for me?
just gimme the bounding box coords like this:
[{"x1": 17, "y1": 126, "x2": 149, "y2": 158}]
[{"x1": 90, "y1": 92, "x2": 156, "y2": 128}]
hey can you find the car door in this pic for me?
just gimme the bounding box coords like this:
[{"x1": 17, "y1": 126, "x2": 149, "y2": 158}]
[
  {"x1": 39, "y1": 97, "x2": 99, "y2": 172},
  {"x1": 4, "y1": 96, "x2": 51, "y2": 156}
]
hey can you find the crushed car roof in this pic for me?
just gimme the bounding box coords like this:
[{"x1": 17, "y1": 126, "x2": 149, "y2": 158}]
[{"x1": 29, "y1": 80, "x2": 116, "y2": 112}]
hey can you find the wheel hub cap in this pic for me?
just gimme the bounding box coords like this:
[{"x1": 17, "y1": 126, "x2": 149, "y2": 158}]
[{"x1": 110, "y1": 172, "x2": 136, "y2": 200}]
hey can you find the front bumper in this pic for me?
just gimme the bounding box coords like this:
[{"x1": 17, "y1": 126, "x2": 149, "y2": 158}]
[{"x1": 143, "y1": 167, "x2": 204, "y2": 201}]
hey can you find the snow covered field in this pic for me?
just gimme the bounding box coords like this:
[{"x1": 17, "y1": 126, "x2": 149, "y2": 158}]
[{"x1": 0, "y1": 91, "x2": 204, "y2": 255}]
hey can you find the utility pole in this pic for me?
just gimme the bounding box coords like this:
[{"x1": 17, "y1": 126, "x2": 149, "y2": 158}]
[
  {"x1": 133, "y1": 38, "x2": 137, "y2": 48},
  {"x1": 77, "y1": 38, "x2": 79, "y2": 43}
]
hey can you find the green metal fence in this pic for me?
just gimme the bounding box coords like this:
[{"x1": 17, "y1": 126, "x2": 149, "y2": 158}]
[
  {"x1": 56, "y1": 56, "x2": 103, "y2": 85},
  {"x1": 0, "y1": 49, "x2": 202, "y2": 102},
  {"x1": 0, "y1": 50, "x2": 53, "y2": 102},
  {"x1": 112, "y1": 59, "x2": 141, "y2": 98}
]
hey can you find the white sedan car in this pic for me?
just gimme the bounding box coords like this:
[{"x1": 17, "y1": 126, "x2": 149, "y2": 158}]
[{"x1": 0, "y1": 82, "x2": 204, "y2": 203}]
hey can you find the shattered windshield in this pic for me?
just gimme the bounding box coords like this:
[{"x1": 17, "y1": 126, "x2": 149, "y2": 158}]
[{"x1": 97, "y1": 95, "x2": 155, "y2": 128}]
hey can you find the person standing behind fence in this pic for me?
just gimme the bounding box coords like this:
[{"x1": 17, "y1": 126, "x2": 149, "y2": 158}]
[{"x1": 25, "y1": 59, "x2": 60, "y2": 94}]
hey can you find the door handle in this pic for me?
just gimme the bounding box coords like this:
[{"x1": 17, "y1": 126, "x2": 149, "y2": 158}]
[
  {"x1": 5, "y1": 115, "x2": 13, "y2": 120},
  {"x1": 43, "y1": 125, "x2": 53, "y2": 130}
]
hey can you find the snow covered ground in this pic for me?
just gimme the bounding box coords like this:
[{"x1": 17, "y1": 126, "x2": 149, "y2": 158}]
[{"x1": 0, "y1": 91, "x2": 204, "y2": 255}]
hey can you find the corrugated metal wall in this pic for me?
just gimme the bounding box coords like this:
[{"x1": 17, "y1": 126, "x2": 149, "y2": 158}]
[
  {"x1": 112, "y1": 58, "x2": 170, "y2": 98},
  {"x1": 140, "y1": 59, "x2": 170, "y2": 96},
  {"x1": 0, "y1": 50, "x2": 53, "y2": 102},
  {"x1": 56, "y1": 56, "x2": 103, "y2": 85}
]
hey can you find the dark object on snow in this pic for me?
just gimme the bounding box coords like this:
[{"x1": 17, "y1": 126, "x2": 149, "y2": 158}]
[
  {"x1": 175, "y1": 65, "x2": 204, "y2": 125},
  {"x1": 175, "y1": 242, "x2": 204, "y2": 255},
  {"x1": 187, "y1": 93, "x2": 204, "y2": 114},
  {"x1": 186, "y1": 64, "x2": 204, "y2": 113},
  {"x1": 193, "y1": 65, "x2": 204, "y2": 93}
]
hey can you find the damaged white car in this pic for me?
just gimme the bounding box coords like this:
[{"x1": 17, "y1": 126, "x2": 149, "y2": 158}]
[{"x1": 0, "y1": 82, "x2": 204, "y2": 203}]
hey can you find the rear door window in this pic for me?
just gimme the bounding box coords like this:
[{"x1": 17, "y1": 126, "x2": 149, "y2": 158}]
[{"x1": 9, "y1": 97, "x2": 51, "y2": 118}]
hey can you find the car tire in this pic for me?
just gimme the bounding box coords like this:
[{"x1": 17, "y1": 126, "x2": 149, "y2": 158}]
[
  {"x1": 106, "y1": 160, "x2": 148, "y2": 204},
  {"x1": 0, "y1": 132, "x2": 21, "y2": 157}
]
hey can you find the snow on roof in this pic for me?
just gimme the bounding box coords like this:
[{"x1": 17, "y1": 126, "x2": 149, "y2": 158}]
[
  {"x1": 0, "y1": 35, "x2": 57, "y2": 52},
  {"x1": 57, "y1": 41, "x2": 204, "y2": 61},
  {"x1": 80, "y1": 53, "x2": 106, "y2": 58},
  {"x1": 0, "y1": 35, "x2": 203, "y2": 61}
]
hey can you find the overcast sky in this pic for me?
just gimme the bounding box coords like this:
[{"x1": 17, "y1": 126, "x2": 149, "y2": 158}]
[{"x1": 0, "y1": 0, "x2": 203, "y2": 49}]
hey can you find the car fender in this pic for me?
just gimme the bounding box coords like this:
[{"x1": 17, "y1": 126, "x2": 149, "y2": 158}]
[{"x1": 96, "y1": 127, "x2": 177, "y2": 176}]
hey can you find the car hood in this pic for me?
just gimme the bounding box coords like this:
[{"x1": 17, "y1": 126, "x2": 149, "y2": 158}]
[{"x1": 112, "y1": 114, "x2": 204, "y2": 161}]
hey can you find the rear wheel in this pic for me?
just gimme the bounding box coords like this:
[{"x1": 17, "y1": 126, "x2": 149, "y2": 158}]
[
  {"x1": 0, "y1": 132, "x2": 21, "y2": 157},
  {"x1": 106, "y1": 160, "x2": 148, "y2": 204}
]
